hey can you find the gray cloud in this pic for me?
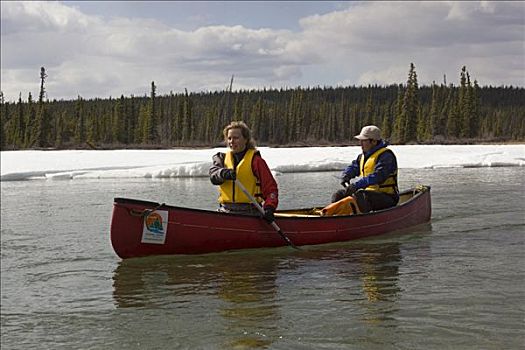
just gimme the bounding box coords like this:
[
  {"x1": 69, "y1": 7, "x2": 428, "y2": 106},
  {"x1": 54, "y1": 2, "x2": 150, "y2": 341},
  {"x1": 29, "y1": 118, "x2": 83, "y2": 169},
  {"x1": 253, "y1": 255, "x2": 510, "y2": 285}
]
[{"x1": 1, "y1": 1, "x2": 523, "y2": 102}]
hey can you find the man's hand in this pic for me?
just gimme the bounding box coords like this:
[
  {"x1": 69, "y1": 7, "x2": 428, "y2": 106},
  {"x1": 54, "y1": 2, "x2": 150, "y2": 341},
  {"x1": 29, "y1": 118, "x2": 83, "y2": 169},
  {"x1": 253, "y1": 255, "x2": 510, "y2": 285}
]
[
  {"x1": 340, "y1": 175, "x2": 351, "y2": 187},
  {"x1": 344, "y1": 183, "x2": 357, "y2": 197},
  {"x1": 262, "y1": 207, "x2": 275, "y2": 223},
  {"x1": 344, "y1": 177, "x2": 362, "y2": 196},
  {"x1": 221, "y1": 169, "x2": 236, "y2": 180}
]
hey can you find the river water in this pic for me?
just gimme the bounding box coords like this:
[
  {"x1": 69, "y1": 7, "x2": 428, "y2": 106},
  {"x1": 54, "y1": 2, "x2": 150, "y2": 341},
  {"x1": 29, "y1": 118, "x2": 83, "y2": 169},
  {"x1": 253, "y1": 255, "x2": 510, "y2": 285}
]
[{"x1": 1, "y1": 168, "x2": 524, "y2": 349}]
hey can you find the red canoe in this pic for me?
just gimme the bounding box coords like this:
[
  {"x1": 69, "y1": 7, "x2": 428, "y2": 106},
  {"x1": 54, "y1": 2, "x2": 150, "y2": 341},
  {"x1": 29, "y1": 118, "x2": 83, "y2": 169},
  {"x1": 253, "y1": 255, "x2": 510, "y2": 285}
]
[{"x1": 110, "y1": 185, "x2": 431, "y2": 259}]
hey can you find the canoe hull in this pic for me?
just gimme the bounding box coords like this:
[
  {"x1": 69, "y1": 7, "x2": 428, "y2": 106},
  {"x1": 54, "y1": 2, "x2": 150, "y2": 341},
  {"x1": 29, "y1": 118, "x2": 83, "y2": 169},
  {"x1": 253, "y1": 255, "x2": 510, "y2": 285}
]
[{"x1": 110, "y1": 186, "x2": 431, "y2": 258}]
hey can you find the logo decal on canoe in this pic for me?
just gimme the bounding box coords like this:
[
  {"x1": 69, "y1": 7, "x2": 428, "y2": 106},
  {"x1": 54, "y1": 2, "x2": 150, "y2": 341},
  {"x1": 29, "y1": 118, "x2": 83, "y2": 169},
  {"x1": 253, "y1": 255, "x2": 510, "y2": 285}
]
[
  {"x1": 145, "y1": 213, "x2": 163, "y2": 233},
  {"x1": 141, "y1": 210, "x2": 168, "y2": 244}
]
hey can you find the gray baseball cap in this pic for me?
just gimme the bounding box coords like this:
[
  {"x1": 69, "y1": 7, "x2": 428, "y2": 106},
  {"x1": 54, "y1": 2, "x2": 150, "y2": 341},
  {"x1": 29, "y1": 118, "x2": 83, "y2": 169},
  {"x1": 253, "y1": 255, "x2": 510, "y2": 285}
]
[{"x1": 354, "y1": 125, "x2": 381, "y2": 140}]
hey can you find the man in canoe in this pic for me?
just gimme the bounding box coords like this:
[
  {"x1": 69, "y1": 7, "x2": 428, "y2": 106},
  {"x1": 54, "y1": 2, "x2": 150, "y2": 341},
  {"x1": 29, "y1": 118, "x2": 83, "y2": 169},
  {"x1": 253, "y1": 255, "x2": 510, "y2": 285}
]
[
  {"x1": 331, "y1": 125, "x2": 399, "y2": 213},
  {"x1": 209, "y1": 121, "x2": 278, "y2": 222}
]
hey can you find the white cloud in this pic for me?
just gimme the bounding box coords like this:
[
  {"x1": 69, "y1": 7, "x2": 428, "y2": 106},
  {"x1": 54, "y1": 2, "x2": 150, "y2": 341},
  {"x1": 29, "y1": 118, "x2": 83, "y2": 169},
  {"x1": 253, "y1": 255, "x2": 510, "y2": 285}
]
[
  {"x1": 1, "y1": 1, "x2": 523, "y2": 101},
  {"x1": 357, "y1": 66, "x2": 409, "y2": 86},
  {"x1": 1, "y1": 1, "x2": 91, "y2": 32},
  {"x1": 298, "y1": 1, "x2": 525, "y2": 87}
]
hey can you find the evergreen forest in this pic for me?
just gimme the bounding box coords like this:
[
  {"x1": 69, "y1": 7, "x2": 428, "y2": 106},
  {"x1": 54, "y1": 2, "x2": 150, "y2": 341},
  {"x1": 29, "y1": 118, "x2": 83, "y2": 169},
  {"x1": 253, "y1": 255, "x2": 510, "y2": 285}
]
[{"x1": 1, "y1": 64, "x2": 524, "y2": 151}]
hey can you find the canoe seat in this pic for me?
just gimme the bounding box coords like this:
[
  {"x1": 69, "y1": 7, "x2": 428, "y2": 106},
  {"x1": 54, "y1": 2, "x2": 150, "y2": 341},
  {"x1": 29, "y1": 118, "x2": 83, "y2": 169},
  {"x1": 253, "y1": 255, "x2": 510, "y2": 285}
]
[
  {"x1": 275, "y1": 208, "x2": 324, "y2": 218},
  {"x1": 275, "y1": 213, "x2": 321, "y2": 218}
]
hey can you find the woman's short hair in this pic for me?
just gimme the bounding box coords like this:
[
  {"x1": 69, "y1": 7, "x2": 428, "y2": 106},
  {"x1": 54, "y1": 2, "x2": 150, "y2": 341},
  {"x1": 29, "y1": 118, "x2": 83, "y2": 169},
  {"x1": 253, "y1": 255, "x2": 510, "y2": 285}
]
[{"x1": 223, "y1": 121, "x2": 256, "y2": 149}]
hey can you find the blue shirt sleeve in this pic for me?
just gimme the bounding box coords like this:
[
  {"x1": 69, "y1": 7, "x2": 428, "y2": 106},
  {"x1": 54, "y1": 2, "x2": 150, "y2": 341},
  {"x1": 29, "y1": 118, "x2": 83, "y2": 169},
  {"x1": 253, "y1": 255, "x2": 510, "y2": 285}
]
[{"x1": 342, "y1": 157, "x2": 360, "y2": 179}]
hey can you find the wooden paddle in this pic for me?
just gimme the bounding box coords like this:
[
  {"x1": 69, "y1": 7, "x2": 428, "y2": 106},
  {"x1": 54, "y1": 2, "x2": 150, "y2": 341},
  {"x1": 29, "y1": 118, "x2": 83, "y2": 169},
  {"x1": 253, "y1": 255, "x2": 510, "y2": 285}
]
[{"x1": 234, "y1": 179, "x2": 299, "y2": 250}]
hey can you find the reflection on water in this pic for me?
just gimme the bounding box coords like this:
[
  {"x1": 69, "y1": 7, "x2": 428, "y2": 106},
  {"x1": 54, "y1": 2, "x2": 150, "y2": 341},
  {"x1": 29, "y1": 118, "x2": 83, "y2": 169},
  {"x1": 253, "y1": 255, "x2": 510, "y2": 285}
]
[
  {"x1": 289, "y1": 241, "x2": 408, "y2": 329},
  {"x1": 112, "y1": 238, "x2": 415, "y2": 348},
  {"x1": 359, "y1": 244, "x2": 402, "y2": 302},
  {"x1": 113, "y1": 252, "x2": 281, "y2": 348},
  {"x1": 356, "y1": 243, "x2": 403, "y2": 327},
  {"x1": 216, "y1": 258, "x2": 279, "y2": 349}
]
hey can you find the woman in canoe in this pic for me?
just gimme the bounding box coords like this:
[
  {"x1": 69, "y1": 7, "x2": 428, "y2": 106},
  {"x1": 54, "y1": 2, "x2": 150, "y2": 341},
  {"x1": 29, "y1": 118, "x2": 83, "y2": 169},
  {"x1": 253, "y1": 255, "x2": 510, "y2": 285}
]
[{"x1": 209, "y1": 121, "x2": 278, "y2": 222}]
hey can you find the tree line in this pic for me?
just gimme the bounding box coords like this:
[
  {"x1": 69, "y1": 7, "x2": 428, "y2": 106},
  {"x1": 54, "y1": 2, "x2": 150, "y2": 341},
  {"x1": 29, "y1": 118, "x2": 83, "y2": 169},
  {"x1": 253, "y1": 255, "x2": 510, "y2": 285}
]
[{"x1": 1, "y1": 63, "x2": 523, "y2": 151}]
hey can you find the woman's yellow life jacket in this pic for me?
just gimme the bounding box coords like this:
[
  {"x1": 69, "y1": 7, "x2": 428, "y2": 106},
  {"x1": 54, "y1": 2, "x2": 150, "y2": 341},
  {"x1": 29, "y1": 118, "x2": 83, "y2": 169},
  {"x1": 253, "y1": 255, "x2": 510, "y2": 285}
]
[
  {"x1": 321, "y1": 196, "x2": 361, "y2": 216},
  {"x1": 218, "y1": 149, "x2": 262, "y2": 204},
  {"x1": 359, "y1": 147, "x2": 398, "y2": 195}
]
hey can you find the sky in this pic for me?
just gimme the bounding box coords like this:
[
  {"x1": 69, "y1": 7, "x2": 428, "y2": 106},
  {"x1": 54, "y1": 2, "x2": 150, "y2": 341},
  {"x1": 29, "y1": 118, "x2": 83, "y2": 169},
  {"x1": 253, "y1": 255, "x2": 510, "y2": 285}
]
[
  {"x1": 1, "y1": 145, "x2": 523, "y2": 181},
  {"x1": 1, "y1": 1, "x2": 524, "y2": 102}
]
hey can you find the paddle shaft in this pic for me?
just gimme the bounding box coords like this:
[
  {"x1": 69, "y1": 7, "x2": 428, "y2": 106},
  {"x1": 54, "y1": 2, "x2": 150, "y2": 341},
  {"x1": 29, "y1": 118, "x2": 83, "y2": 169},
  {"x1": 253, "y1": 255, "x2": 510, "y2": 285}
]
[{"x1": 234, "y1": 179, "x2": 299, "y2": 249}]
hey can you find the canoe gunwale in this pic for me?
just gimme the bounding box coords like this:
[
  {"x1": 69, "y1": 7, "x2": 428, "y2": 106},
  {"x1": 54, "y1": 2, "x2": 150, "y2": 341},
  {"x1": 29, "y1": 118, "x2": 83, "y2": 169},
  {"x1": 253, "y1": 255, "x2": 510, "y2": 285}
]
[{"x1": 113, "y1": 185, "x2": 431, "y2": 220}]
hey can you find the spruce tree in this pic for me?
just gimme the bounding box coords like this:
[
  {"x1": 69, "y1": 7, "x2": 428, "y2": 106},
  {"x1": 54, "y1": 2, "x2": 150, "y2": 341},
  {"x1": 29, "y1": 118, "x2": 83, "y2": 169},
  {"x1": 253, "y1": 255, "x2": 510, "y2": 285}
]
[
  {"x1": 0, "y1": 92, "x2": 5, "y2": 150},
  {"x1": 55, "y1": 110, "x2": 66, "y2": 147},
  {"x1": 165, "y1": 91, "x2": 175, "y2": 145},
  {"x1": 380, "y1": 101, "x2": 393, "y2": 141},
  {"x1": 364, "y1": 90, "x2": 373, "y2": 126},
  {"x1": 225, "y1": 75, "x2": 234, "y2": 124},
  {"x1": 24, "y1": 92, "x2": 35, "y2": 147},
  {"x1": 86, "y1": 112, "x2": 96, "y2": 145},
  {"x1": 392, "y1": 84, "x2": 405, "y2": 143},
  {"x1": 429, "y1": 83, "x2": 439, "y2": 139},
  {"x1": 75, "y1": 95, "x2": 85, "y2": 144},
  {"x1": 470, "y1": 80, "x2": 481, "y2": 138},
  {"x1": 143, "y1": 81, "x2": 158, "y2": 144},
  {"x1": 338, "y1": 92, "x2": 349, "y2": 141},
  {"x1": 127, "y1": 95, "x2": 138, "y2": 144},
  {"x1": 381, "y1": 113, "x2": 391, "y2": 140},
  {"x1": 172, "y1": 95, "x2": 183, "y2": 144},
  {"x1": 458, "y1": 66, "x2": 470, "y2": 138},
  {"x1": 10, "y1": 93, "x2": 25, "y2": 148},
  {"x1": 416, "y1": 108, "x2": 430, "y2": 142},
  {"x1": 435, "y1": 84, "x2": 448, "y2": 137},
  {"x1": 401, "y1": 63, "x2": 419, "y2": 143},
  {"x1": 181, "y1": 88, "x2": 193, "y2": 144},
  {"x1": 31, "y1": 67, "x2": 49, "y2": 148},
  {"x1": 158, "y1": 94, "x2": 169, "y2": 145},
  {"x1": 446, "y1": 90, "x2": 460, "y2": 138},
  {"x1": 233, "y1": 93, "x2": 244, "y2": 121},
  {"x1": 112, "y1": 95, "x2": 127, "y2": 144},
  {"x1": 104, "y1": 101, "x2": 115, "y2": 144},
  {"x1": 249, "y1": 96, "x2": 264, "y2": 142},
  {"x1": 137, "y1": 103, "x2": 148, "y2": 144}
]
